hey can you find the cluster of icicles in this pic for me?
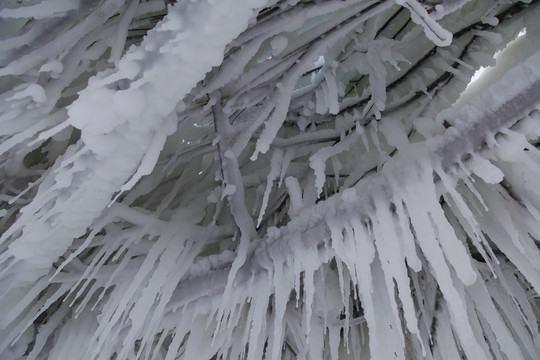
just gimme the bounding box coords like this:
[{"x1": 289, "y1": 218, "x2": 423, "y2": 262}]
[{"x1": 0, "y1": 0, "x2": 540, "y2": 359}]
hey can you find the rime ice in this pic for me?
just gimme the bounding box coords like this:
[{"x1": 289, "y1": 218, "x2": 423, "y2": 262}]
[{"x1": 1, "y1": 0, "x2": 540, "y2": 360}]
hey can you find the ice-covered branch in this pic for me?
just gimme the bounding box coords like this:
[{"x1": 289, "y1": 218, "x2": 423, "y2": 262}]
[{"x1": 171, "y1": 54, "x2": 540, "y2": 305}]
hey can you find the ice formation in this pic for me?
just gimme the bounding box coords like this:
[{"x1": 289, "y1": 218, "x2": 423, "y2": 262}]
[{"x1": 1, "y1": 0, "x2": 540, "y2": 359}]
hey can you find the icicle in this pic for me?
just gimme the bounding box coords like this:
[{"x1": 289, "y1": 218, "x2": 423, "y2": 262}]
[
  {"x1": 120, "y1": 235, "x2": 194, "y2": 360},
  {"x1": 86, "y1": 235, "x2": 171, "y2": 358},
  {"x1": 403, "y1": 165, "x2": 488, "y2": 360},
  {"x1": 285, "y1": 176, "x2": 303, "y2": 217},
  {"x1": 501, "y1": 270, "x2": 540, "y2": 345},
  {"x1": 315, "y1": 86, "x2": 327, "y2": 115},
  {"x1": 393, "y1": 199, "x2": 422, "y2": 272},
  {"x1": 357, "y1": 125, "x2": 370, "y2": 152},
  {"x1": 328, "y1": 324, "x2": 341, "y2": 360},
  {"x1": 301, "y1": 247, "x2": 319, "y2": 343},
  {"x1": 25, "y1": 304, "x2": 71, "y2": 360},
  {"x1": 368, "y1": 258, "x2": 406, "y2": 360},
  {"x1": 426, "y1": 193, "x2": 478, "y2": 286},
  {"x1": 306, "y1": 320, "x2": 324, "y2": 360},
  {"x1": 309, "y1": 135, "x2": 355, "y2": 196},
  {"x1": 365, "y1": 42, "x2": 388, "y2": 116},
  {"x1": 267, "y1": 259, "x2": 291, "y2": 360},
  {"x1": 278, "y1": 147, "x2": 296, "y2": 187},
  {"x1": 371, "y1": 193, "x2": 424, "y2": 355},
  {"x1": 252, "y1": 80, "x2": 295, "y2": 159},
  {"x1": 323, "y1": 71, "x2": 340, "y2": 115},
  {"x1": 486, "y1": 280, "x2": 540, "y2": 359},
  {"x1": 346, "y1": 217, "x2": 380, "y2": 358},
  {"x1": 246, "y1": 279, "x2": 271, "y2": 360},
  {"x1": 467, "y1": 274, "x2": 525, "y2": 360},
  {"x1": 435, "y1": 166, "x2": 487, "y2": 247},
  {"x1": 431, "y1": 306, "x2": 462, "y2": 359},
  {"x1": 474, "y1": 184, "x2": 540, "y2": 294},
  {"x1": 257, "y1": 149, "x2": 283, "y2": 227}
]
